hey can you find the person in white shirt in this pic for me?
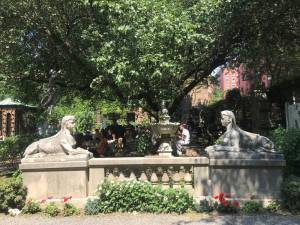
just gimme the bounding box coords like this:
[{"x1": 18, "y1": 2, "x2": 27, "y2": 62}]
[{"x1": 175, "y1": 124, "x2": 190, "y2": 156}]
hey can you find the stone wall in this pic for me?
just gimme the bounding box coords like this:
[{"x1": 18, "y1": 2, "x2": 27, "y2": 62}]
[{"x1": 20, "y1": 156, "x2": 285, "y2": 202}]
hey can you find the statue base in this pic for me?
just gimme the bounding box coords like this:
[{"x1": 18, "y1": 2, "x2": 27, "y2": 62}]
[
  {"x1": 19, "y1": 157, "x2": 89, "y2": 199},
  {"x1": 157, "y1": 142, "x2": 173, "y2": 157}
]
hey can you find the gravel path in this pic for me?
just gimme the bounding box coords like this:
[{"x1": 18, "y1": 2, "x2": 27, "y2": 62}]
[{"x1": 0, "y1": 213, "x2": 299, "y2": 225}]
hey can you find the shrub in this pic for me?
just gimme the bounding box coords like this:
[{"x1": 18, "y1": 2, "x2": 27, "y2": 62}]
[
  {"x1": 136, "y1": 127, "x2": 153, "y2": 155},
  {"x1": 0, "y1": 135, "x2": 37, "y2": 166},
  {"x1": 265, "y1": 201, "x2": 281, "y2": 213},
  {"x1": 0, "y1": 174, "x2": 27, "y2": 212},
  {"x1": 44, "y1": 203, "x2": 61, "y2": 217},
  {"x1": 194, "y1": 199, "x2": 214, "y2": 213},
  {"x1": 95, "y1": 181, "x2": 193, "y2": 214},
  {"x1": 270, "y1": 128, "x2": 300, "y2": 176},
  {"x1": 84, "y1": 199, "x2": 101, "y2": 215},
  {"x1": 241, "y1": 201, "x2": 263, "y2": 214},
  {"x1": 282, "y1": 175, "x2": 300, "y2": 214},
  {"x1": 213, "y1": 193, "x2": 239, "y2": 214},
  {"x1": 63, "y1": 203, "x2": 79, "y2": 216},
  {"x1": 22, "y1": 199, "x2": 41, "y2": 214}
]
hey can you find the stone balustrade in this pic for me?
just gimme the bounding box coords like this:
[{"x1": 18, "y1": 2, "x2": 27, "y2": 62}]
[
  {"x1": 20, "y1": 155, "x2": 285, "y2": 202},
  {"x1": 88, "y1": 157, "x2": 209, "y2": 198}
]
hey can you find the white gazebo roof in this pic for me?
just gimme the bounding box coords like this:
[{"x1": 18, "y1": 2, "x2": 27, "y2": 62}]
[{"x1": 0, "y1": 98, "x2": 36, "y2": 108}]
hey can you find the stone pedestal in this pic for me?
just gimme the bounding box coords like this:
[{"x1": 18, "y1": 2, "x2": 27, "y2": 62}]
[
  {"x1": 208, "y1": 152, "x2": 285, "y2": 200},
  {"x1": 19, "y1": 156, "x2": 89, "y2": 200}
]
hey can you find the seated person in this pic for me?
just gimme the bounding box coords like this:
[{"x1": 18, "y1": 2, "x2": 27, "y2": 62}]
[{"x1": 175, "y1": 124, "x2": 190, "y2": 156}]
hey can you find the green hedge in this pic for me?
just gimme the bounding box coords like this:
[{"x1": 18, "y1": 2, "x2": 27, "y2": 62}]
[
  {"x1": 0, "y1": 173, "x2": 27, "y2": 212},
  {"x1": 0, "y1": 135, "x2": 37, "y2": 164},
  {"x1": 282, "y1": 175, "x2": 300, "y2": 214},
  {"x1": 88, "y1": 181, "x2": 193, "y2": 214},
  {"x1": 271, "y1": 128, "x2": 300, "y2": 176}
]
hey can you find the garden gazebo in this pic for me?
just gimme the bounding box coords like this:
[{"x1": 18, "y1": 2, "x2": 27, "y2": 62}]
[{"x1": 0, "y1": 98, "x2": 36, "y2": 139}]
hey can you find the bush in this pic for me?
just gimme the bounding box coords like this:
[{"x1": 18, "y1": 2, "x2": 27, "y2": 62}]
[
  {"x1": 0, "y1": 174, "x2": 27, "y2": 212},
  {"x1": 241, "y1": 201, "x2": 263, "y2": 214},
  {"x1": 136, "y1": 128, "x2": 153, "y2": 155},
  {"x1": 282, "y1": 175, "x2": 300, "y2": 214},
  {"x1": 44, "y1": 203, "x2": 61, "y2": 217},
  {"x1": 271, "y1": 128, "x2": 300, "y2": 176},
  {"x1": 84, "y1": 199, "x2": 101, "y2": 215},
  {"x1": 63, "y1": 203, "x2": 79, "y2": 216},
  {"x1": 22, "y1": 199, "x2": 41, "y2": 214},
  {"x1": 95, "y1": 181, "x2": 193, "y2": 214},
  {"x1": 265, "y1": 201, "x2": 281, "y2": 213},
  {"x1": 194, "y1": 199, "x2": 214, "y2": 213},
  {"x1": 0, "y1": 135, "x2": 37, "y2": 164}
]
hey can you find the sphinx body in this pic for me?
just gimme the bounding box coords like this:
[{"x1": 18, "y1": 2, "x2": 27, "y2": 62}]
[
  {"x1": 205, "y1": 110, "x2": 276, "y2": 153},
  {"x1": 23, "y1": 115, "x2": 92, "y2": 158}
]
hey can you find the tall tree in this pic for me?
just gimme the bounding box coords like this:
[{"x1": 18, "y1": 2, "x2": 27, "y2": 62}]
[{"x1": 0, "y1": 0, "x2": 298, "y2": 117}]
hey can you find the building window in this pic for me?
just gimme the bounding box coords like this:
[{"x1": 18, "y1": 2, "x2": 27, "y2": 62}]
[{"x1": 6, "y1": 113, "x2": 11, "y2": 137}]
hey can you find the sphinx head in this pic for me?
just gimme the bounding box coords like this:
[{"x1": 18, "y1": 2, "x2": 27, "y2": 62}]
[
  {"x1": 61, "y1": 115, "x2": 76, "y2": 131},
  {"x1": 220, "y1": 110, "x2": 236, "y2": 127}
]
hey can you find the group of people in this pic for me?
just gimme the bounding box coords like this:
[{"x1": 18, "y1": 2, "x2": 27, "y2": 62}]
[{"x1": 76, "y1": 120, "x2": 191, "y2": 157}]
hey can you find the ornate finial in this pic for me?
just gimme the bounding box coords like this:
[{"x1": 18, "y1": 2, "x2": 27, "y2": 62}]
[{"x1": 160, "y1": 100, "x2": 170, "y2": 124}]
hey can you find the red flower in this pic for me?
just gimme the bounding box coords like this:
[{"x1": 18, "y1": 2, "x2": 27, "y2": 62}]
[
  {"x1": 225, "y1": 194, "x2": 232, "y2": 198},
  {"x1": 63, "y1": 196, "x2": 72, "y2": 202},
  {"x1": 40, "y1": 199, "x2": 46, "y2": 204},
  {"x1": 222, "y1": 200, "x2": 228, "y2": 207},
  {"x1": 219, "y1": 192, "x2": 224, "y2": 198},
  {"x1": 214, "y1": 195, "x2": 219, "y2": 199},
  {"x1": 232, "y1": 200, "x2": 239, "y2": 207}
]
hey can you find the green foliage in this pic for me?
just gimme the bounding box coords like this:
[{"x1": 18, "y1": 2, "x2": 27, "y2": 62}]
[
  {"x1": 95, "y1": 181, "x2": 193, "y2": 214},
  {"x1": 0, "y1": 0, "x2": 298, "y2": 114},
  {"x1": 136, "y1": 128, "x2": 153, "y2": 155},
  {"x1": 282, "y1": 175, "x2": 300, "y2": 214},
  {"x1": 241, "y1": 201, "x2": 263, "y2": 214},
  {"x1": 21, "y1": 199, "x2": 42, "y2": 214},
  {"x1": 0, "y1": 175, "x2": 27, "y2": 212},
  {"x1": 214, "y1": 201, "x2": 239, "y2": 214},
  {"x1": 44, "y1": 203, "x2": 61, "y2": 217},
  {"x1": 194, "y1": 199, "x2": 214, "y2": 213},
  {"x1": 0, "y1": 135, "x2": 37, "y2": 163},
  {"x1": 271, "y1": 128, "x2": 300, "y2": 176},
  {"x1": 84, "y1": 199, "x2": 101, "y2": 215},
  {"x1": 210, "y1": 87, "x2": 223, "y2": 105},
  {"x1": 265, "y1": 201, "x2": 281, "y2": 213},
  {"x1": 63, "y1": 203, "x2": 79, "y2": 216}
]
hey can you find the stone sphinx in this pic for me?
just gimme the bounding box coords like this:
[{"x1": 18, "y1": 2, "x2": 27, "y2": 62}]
[
  {"x1": 205, "y1": 110, "x2": 276, "y2": 153},
  {"x1": 23, "y1": 115, "x2": 92, "y2": 159}
]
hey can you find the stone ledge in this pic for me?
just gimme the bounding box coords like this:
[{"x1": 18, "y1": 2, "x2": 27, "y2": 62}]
[
  {"x1": 209, "y1": 159, "x2": 286, "y2": 167},
  {"x1": 208, "y1": 151, "x2": 284, "y2": 160},
  {"x1": 89, "y1": 157, "x2": 209, "y2": 167},
  {"x1": 19, "y1": 160, "x2": 89, "y2": 171}
]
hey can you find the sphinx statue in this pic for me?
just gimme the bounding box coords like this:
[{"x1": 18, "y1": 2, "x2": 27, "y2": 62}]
[
  {"x1": 205, "y1": 110, "x2": 276, "y2": 153},
  {"x1": 23, "y1": 115, "x2": 92, "y2": 158}
]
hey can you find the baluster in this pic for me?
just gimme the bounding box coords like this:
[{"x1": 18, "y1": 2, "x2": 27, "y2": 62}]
[
  {"x1": 107, "y1": 168, "x2": 114, "y2": 181},
  {"x1": 161, "y1": 170, "x2": 170, "y2": 189},
  {"x1": 172, "y1": 168, "x2": 181, "y2": 189},
  {"x1": 113, "y1": 167, "x2": 119, "y2": 181},
  {"x1": 119, "y1": 171, "x2": 126, "y2": 182},
  {"x1": 184, "y1": 167, "x2": 193, "y2": 193},
  {"x1": 139, "y1": 170, "x2": 148, "y2": 182},
  {"x1": 129, "y1": 170, "x2": 137, "y2": 181},
  {"x1": 150, "y1": 171, "x2": 159, "y2": 186}
]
